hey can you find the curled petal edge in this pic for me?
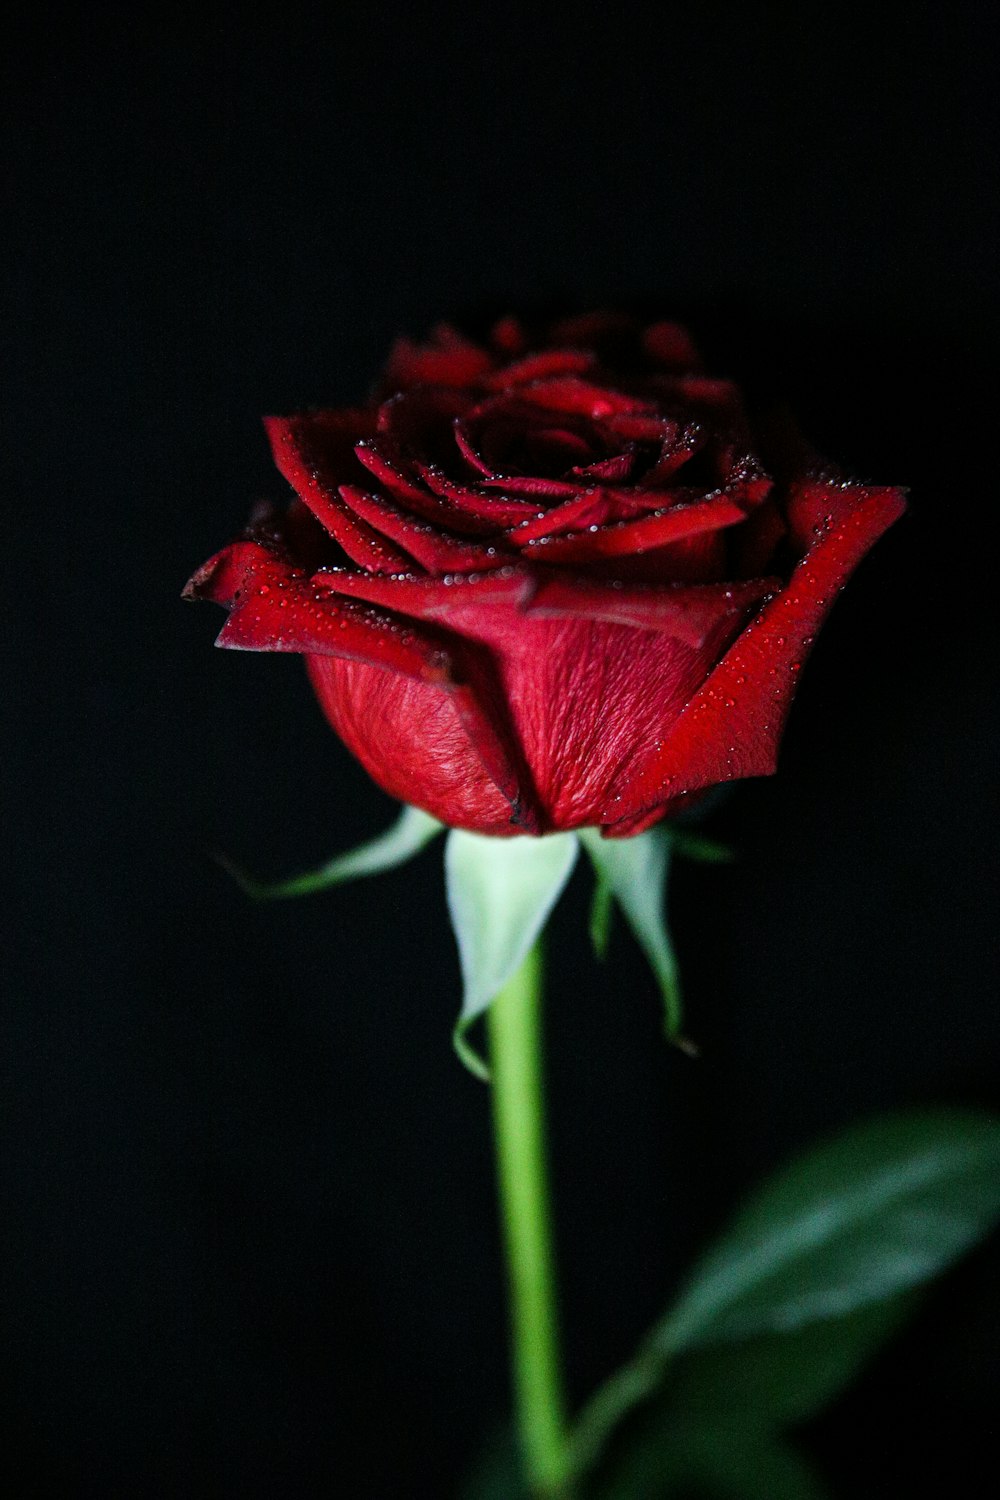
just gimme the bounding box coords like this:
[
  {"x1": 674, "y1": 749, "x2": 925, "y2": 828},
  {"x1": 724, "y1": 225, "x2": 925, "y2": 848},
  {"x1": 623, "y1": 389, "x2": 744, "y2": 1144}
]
[
  {"x1": 603, "y1": 483, "x2": 907, "y2": 830},
  {"x1": 182, "y1": 535, "x2": 541, "y2": 832}
]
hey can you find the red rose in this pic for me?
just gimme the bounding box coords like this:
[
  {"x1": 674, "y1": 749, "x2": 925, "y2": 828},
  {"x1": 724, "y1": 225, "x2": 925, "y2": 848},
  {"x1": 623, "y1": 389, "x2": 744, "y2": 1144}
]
[{"x1": 185, "y1": 314, "x2": 904, "y2": 837}]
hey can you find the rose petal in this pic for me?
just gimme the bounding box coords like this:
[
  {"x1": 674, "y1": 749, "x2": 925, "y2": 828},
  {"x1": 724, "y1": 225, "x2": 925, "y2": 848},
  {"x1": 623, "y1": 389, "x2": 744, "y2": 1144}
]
[
  {"x1": 661, "y1": 374, "x2": 743, "y2": 409},
  {"x1": 452, "y1": 418, "x2": 494, "y2": 476},
  {"x1": 508, "y1": 490, "x2": 623, "y2": 544},
  {"x1": 488, "y1": 376, "x2": 652, "y2": 420},
  {"x1": 183, "y1": 537, "x2": 274, "y2": 607},
  {"x1": 353, "y1": 442, "x2": 506, "y2": 536},
  {"x1": 264, "y1": 411, "x2": 379, "y2": 536},
  {"x1": 604, "y1": 484, "x2": 907, "y2": 825},
  {"x1": 338, "y1": 485, "x2": 514, "y2": 573},
  {"x1": 785, "y1": 476, "x2": 904, "y2": 556},
  {"x1": 312, "y1": 564, "x2": 533, "y2": 619},
  {"x1": 482, "y1": 349, "x2": 595, "y2": 388},
  {"x1": 570, "y1": 451, "x2": 639, "y2": 483},
  {"x1": 479, "y1": 474, "x2": 582, "y2": 498},
  {"x1": 295, "y1": 489, "x2": 419, "y2": 575},
  {"x1": 186, "y1": 533, "x2": 539, "y2": 830},
  {"x1": 642, "y1": 321, "x2": 702, "y2": 370},
  {"x1": 602, "y1": 794, "x2": 703, "y2": 838},
  {"x1": 352, "y1": 440, "x2": 431, "y2": 503},
  {"x1": 515, "y1": 491, "x2": 751, "y2": 562},
  {"x1": 490, "y1": 316, "x2": 528, "y2": 355},
  {"x1": 414, "y1": 464, "x2": 540, "y2": 524},
  {"x1": 643, "y1": 420, "x2": 706, "y2": 484},
  {"x1": 377, "y1": 386, "x2": 473, "y2": 462},
  {"x1": 524, "y1": 575, "x2": 780, "y2": 648},
  {"x1": 384, "y1": 335, "x2": 494, "y2": 388},
  {"x1": 604, "y1": 412, "x2": 678, "y2": 443}
]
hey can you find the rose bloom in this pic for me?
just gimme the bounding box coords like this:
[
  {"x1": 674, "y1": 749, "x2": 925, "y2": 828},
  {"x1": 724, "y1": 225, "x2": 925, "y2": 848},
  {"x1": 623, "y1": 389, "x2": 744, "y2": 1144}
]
[{"x1": 185, "y1": 314, "x2": 904, "y2": 837}]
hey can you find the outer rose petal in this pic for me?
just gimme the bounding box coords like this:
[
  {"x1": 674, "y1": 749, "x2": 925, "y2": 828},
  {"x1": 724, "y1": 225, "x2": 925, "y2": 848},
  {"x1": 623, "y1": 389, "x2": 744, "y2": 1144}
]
[
  {"x1": 311, "y1": 565, "x2": 532, "y2": 619},
  {"x1": 308, "y1": 657, "x2": 517, "y2": 835},
  {"x1": 524, "y1": 575, "x2": 780, "y2": 647},
  {"x1": 307, "y1": 602, "x2": 750, "y2": 835},
  {"x1": 604, "y1": 483, "x2": 907, "y2": 829},
  {"x1": 183, "y1": 532, "x2": 540, "y2": 829}
]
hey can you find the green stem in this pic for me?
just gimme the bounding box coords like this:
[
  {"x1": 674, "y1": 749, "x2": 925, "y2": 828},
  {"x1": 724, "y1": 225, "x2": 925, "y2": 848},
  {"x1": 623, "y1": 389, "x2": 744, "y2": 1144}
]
[{"x1": 488, "y1": 941, "x2": 572, "y2": 1498}]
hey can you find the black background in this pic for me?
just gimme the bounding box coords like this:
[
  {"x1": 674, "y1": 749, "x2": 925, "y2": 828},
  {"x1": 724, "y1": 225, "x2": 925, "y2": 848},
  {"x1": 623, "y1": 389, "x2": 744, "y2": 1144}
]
[{"x1": 3, "y1": 5, "x2": 998, "y2": 1496}]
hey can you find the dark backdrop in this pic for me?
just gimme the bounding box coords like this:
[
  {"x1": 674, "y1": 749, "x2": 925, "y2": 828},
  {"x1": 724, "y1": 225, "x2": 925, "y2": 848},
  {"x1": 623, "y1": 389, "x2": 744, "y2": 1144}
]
[{"x1": 3, "y1": 6, "x2": 998, "y2": 1497}]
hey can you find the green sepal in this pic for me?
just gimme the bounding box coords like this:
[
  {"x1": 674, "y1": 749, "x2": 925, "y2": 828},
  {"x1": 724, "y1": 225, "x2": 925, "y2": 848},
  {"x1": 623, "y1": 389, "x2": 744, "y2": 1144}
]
[
  {"x1": 668, "y1": 830, "x2": 735, "y2": 864},
  {"x1": 216, "y1": 803, "x2": 443, "y2": 899},
  {"x1": 445, "y1": 829, "x2": 578, "y2": 1080},
  {"x1": 578, "y1": 827, "x2": 686, "y2": 1046},
  {"x1": 589, "y1": 876, "x2": 615, "y2": 959}
]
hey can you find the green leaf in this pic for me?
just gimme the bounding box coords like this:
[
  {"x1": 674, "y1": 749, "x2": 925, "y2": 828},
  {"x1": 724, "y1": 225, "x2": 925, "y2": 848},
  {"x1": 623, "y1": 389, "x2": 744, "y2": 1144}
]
[
  {"x1": 665, "y1": 1292, "x2": 916, "y2": 1430},
  {"x1": 658, "y1": 1109, "x2": 1000, "y2": 1355},
  {"x1": 570, "y1": 1110, "x2": 1000, "y2": 1479},
  {"x1": 682, "y1": 1435, "x2": 832, "y2": 1500},
  {"x1": 216, "y1": 803, "x2": 443, "y2": 899},
  {"x1": 597, "y1": 1313, "x2": 903, "y2": 1494},
  {"x1": 445, "y1": 829, "x2": 578, "y2": 1080},
  {"x1": 598, "y1": 1424, "x2": 831, "y2": 1500},
  {"x1": 578, "y1": 827, "x2": 685, "y2": 1043}
]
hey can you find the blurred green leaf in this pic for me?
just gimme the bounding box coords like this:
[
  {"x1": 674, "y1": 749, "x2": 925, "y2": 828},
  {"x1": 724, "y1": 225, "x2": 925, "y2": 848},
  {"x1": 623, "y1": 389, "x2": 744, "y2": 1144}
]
[
  {"x1": 598, "y1": 1423, "x2": 832, "y2": 1500},
  {"x1": 445, "y1": 829, "x2": 578, "y2": 1080},
  {"x1": 216, "y1": 802, "x2": 443, "y2": 898},
  {"x1": 659, "y1": 1110, "x2": 1000, "y2": 1354},
  {"x1": 665, "y1": 1292, "x2": 916, "y2": 1429},
  {"x1": 571, "y1": 1110, "x2": 1000, "y2": 1479}
]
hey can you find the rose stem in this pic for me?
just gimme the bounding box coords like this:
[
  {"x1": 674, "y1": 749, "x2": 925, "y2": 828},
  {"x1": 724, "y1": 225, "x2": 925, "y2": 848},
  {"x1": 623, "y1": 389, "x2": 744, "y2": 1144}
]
[{"x1": 488, "y1": 939, "x2": 573, "y2": 1498}]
